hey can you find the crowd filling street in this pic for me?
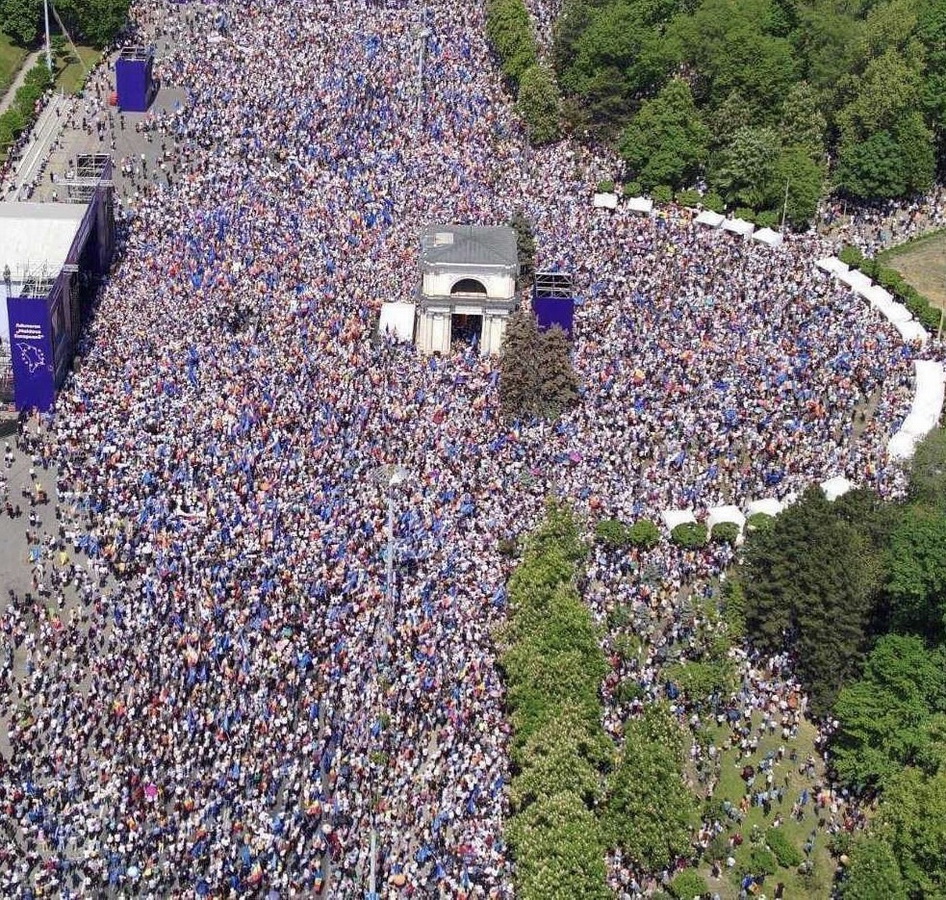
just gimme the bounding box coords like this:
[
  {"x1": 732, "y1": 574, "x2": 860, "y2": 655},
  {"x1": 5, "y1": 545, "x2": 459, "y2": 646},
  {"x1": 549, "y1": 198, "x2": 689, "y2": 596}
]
[{"x1": 0, "y1": 0, "x2": 944, "y2": 897}]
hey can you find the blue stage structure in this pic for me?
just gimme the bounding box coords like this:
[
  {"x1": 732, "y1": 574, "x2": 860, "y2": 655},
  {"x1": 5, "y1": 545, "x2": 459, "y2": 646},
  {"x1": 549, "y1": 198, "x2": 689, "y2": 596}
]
[
  {"x1": 115, "y1": 46, "x2": 156, "y2": 112},
  {"x1": 533, "y1": 271, "x2": 575, "y2": 337}
]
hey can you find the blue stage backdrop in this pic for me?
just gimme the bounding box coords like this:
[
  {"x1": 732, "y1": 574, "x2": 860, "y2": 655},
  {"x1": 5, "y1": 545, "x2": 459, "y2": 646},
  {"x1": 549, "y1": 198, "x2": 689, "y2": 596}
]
[
  {"x1": 533, "y1": 296, "x2": 575, "y2": 335},
  {"x1": 533, "y1": 271, "x2": 576, "y2": 336},
  {"x1": 115, "y1": 48, "x2": 155, "y2": 112},
  {"x1": 8, "y1": 296, "x2": 55, "y2": 411}
]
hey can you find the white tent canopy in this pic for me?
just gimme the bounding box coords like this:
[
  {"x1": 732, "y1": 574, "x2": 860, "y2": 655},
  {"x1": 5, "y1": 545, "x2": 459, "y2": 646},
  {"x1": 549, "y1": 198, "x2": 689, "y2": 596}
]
[
  {"x1": 707, "y1": 505, "x2": 746, "y2": 533},
  {"x1": 815, "y1": 257, "x2": 849, "y2": 275},
  {"x1": 662, "y1": 508, "x2": 697, "y2": 531},
  {"x1": 694, "y1": 210, "x2": 725, "y2": 228},
  {"x1": 378, "y1": 302, "x2": 416, "y2": 342},
  {"x1": 837, "y1": 268, "x2": 873, "y2": 292},
  {"x1": 821, "y1": 475, "x2": 855, "y2": 502},
  {"x1": 887, "y1": 360, "x2": 946, "y2": 460},
  {"x1": 751, "y1": 227, "x2": 783, "y2": 247},
  {"x1": 893, "y1": 319, "x2": 929, "y2": 345},
  {"x1": 745, "y1": 497, "x2": 783, "y2": 518},
  {"x1": 625, "y1": 196, "x2": 654, "y2": 214},
  {"x1": 722, "y1": 217, "x2": 755, "y2": 236},
  {"x1": 592, "y1": 192, "x2": 619, "y2": 209}
]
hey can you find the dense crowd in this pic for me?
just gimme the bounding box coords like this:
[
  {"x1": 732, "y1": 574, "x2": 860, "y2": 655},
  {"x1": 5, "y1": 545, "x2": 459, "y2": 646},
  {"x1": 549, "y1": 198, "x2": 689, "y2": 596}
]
[{"x1": 0, "y1": 0, "x2": 940, "y2": 896}]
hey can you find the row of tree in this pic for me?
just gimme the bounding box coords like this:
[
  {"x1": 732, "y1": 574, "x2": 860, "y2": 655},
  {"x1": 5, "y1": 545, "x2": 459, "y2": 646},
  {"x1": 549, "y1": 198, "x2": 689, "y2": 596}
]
[
  {"x1": 545, "y1": 0, "x2": 946, "y2": 214},
  {"x1": 484, "y1": 0, "x2": 562, "y2": 144},
  {"x1": 0, "y1": 60, "x2": 52, "y2": 155},
  {"x1": 731, "y1": 428, "x2": 946, "y2": 897},
  {"x1": 1, "y1": 0, "x2": 129, "y2": 49},
  {"x1": 502, "y1": 505, "x2": 701, "y2": 897}
]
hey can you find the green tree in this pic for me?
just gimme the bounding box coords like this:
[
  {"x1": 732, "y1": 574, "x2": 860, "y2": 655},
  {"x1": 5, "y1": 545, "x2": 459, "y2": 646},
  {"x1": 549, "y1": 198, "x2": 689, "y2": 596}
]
[
  {"x1": 537, "y1": 325, "x2": 579, "y2": 417},
  {"x1": 832, "y1": 635, "x2": 946, "y2": 791},
  {"x1": 485, "y1": 0, "x2": 538, "y2": 88},
  {"x1": 517, "y1": 64, "x2": 562, "y2": 145},
  {"x1": 507, "y1": 792, "x2": 611, "y2": 900},
  {"x1": 711, "y1": 125, "x2": 781, "y2": 209},
  {"x1": 875, "y1": 766, "x2": 946, "y2": 897},
  {"x1": 908, "y1": 428, "x2": 946, "y2": 508},
  {"x1": 558, "y1": 1, "x2": 677, "y2": 125},
  {"x1": 509, "y1": 208, "x2": 536, "y2": 287},
  {"x1": 0, "y1": 0, "x2": 42, "y2": 45},
  {"x1": 774, "y1": 144, "x2": 825, "y2": 226},
  {"x1": 618, "y1": 78, "x2": 710, "y2": 189},
  {"x1": 886, "y1": 507, "x2": 946, "y2": 635},
  {"x1": 742, "y1": 487, "x2": 883, "y2": 715},
  {"x1": 778, "y1": 81, "x2": 827, "y2": 158},
  {"x1": 605, "y1": 705, "x2": 698, "y2": 870},
  {"x1": 836, "y1": 129, "x2": 908, "y2": 199},
  {"x1": 841, "y1": 835, "x2": 907, "y2": 900},
  {"x1": 500, "y1": 308, "x2": 542, "y2": 419}
]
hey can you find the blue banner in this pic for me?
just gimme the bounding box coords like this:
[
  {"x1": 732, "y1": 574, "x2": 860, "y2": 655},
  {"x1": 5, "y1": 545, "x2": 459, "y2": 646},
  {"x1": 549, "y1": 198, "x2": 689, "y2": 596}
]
[{"x1": 8, "y1": 295, "x2": 55, "y2": 411}]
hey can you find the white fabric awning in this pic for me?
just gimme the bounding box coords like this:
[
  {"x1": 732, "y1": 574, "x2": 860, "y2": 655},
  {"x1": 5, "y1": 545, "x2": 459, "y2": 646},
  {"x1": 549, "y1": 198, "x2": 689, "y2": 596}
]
[
  {"x1": 815, "y1": 257, "x2": 849, "y2": 275},
  {"x1": 837, "y1": 269, "x2": 873, "y2": 292},
  {"x1": 625, "y1": 196, "x2": 654, "y2": 214},
  {"x1": 893, "y1": 319, "x2": 929, "y2": 345},
  {"x1": 887, "y1": 360, "x2": 945, "y2": 460},
  {"x1": 592, "y1": 192, "x2": 619, "y2": 209},
  {"x1": 745, "y1": 498, "x2": 783, "y2": 518},
  {"x1": 707, "y1": 505, "x2": 746, "y2": 532},
  {"x1": 379, "y1": 302, "x2": 416, "y2": 342},
  {"x1": 751, "y1": 227, "x2": 783, "y2": 247},
  {"x1": 821, "y1": 475, "x2": 854, "y2": 501},
  {"x1": 722, "y1": 217, "x2": 755, "y2": 236},
  {"x1": 662, "y1": 508, "x2": 697, "y2": 531},
  {"x1": 694, "y1": 210, "x2": 725, "y2": 228}
]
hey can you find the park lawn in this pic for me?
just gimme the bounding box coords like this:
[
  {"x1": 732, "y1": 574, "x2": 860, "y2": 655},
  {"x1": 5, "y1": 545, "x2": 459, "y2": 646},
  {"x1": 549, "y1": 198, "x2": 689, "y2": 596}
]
[
  {"x1": 55, "y1": 46, "x2": 101, "y2": 96},
  {"x1": 0, "y1": 32, "x2": 30, "y2": 97},
  {"x1": 696, "y1": 714, "x2": 837, "y2": 899},
  {"x1": 877, "y1": 228, "x2": 946, "y2": 312}
]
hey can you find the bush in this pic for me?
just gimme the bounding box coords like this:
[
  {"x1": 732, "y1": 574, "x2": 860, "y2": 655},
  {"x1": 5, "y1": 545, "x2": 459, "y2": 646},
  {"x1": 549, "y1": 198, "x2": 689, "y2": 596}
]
[
  {"x1": 623, "y1": 180, "x2": 643, "y2": 197},
  {"x1": 595, "y1": 519, "x2": 628, "y2": 548},
  {"x1": 628, "y1": 519, "x2": 660, "y2": 549},
  {"x1": 766, "y1": 828, "x2": 803, "y2": 868},
  {"x1": 837, "y1": 244, "x2": 864, "y2": 268},
  {"x1": 755, "y1": 209, "x2": 779, "y2": 229},
  {"x1": 597, "y1": 179, "x2": 615, "y2": 193},
  {"x1": 670, "y1": 869, "x2": 707, "y2": 899},
  {"x1": 517, "y1": 64, "x2": 561, "y2": 145},
  {"x1": 652, "y1": 184, "x2": 673, "y2": 204},
  {"x1": 734, "y1": 206, "x2": 756, "y2": 222},
  {"x1": 671, "y1": 522, "x2": 708, "y2": 549},
  {"x1": 702, "y1": 192, "x2": 725, "y2": 213},
  {"x1": 711, "y1": 522, "x2": 740, "y2": 545},
  {"x1": 675, "y1": 188, "x2": 702, "y2": 208},
  {"x1": 746, "y1": 846, "x2": 778, "y2": 876},
  {"x1": 746, "y1": 512, "x2": 775, "y2": 532}
]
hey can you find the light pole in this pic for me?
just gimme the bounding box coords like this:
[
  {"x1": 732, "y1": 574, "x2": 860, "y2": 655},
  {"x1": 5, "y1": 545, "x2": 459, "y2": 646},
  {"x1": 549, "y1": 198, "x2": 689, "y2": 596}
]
[
  {"x1": 43, "y1": 0, "x2": 53, "y2": 73},
  {"x1": 368, "y1": 464, "x2": 409, "y2": 900}
]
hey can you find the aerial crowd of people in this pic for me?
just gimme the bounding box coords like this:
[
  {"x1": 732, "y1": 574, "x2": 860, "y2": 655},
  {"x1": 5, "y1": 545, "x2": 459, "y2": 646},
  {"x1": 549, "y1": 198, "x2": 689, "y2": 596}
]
[{"x1": 0, "y1": 0, "x2": 943, "y2": 896}]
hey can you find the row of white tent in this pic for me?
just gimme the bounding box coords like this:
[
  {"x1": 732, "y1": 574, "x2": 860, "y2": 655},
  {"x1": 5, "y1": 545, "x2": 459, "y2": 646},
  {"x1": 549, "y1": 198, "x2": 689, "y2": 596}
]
[
  {"x1": 815, "y1": 256, "x2": 928, "y2": 345},
  {"x1": 592, "y1": 192, "x2": 654, "y2": 214},
  {"x1": 692, "y1": 209, "x2": 784, "y2": 247},
  {"x1": 660, "y1": 476, "x2": 857, "y2": 537},
  {"x1": 815, "y1": 255, "x2": 946, "y2": 461}
]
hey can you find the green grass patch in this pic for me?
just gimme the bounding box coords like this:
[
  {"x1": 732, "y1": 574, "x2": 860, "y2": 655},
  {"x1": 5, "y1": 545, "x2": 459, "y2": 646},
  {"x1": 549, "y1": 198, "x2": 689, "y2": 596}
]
[
  {"x1": 696, "y1": 713, "x2": 836, "y2": 899},
  {"x1": 876, "y1": 226, "x2": 946, "y2": 264},
  {"x1": 0, "y1": 32, "x2": 30, "y2": 97},
  {"x1": 55, "y1": 46, "x2": 101, "y2": 96}
]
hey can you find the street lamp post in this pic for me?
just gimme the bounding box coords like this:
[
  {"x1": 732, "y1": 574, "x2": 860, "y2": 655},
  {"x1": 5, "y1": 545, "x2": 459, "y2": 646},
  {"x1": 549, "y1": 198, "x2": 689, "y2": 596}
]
[{"x1": 368, "y1": 464, "x2": 409, "y2": 900}]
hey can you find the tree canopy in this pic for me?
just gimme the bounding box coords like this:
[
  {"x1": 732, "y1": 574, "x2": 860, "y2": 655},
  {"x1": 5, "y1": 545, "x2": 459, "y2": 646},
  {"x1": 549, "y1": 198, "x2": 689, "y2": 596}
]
[{"x1": 547, "y1": 0, "x2": 946, "y2": 210}]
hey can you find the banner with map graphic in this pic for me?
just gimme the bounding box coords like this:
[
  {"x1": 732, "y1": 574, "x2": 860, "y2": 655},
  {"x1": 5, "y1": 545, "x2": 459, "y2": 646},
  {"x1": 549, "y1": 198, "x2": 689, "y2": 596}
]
[{"x1": 7, "y1": 295, "x2": 54, "y2": 411}]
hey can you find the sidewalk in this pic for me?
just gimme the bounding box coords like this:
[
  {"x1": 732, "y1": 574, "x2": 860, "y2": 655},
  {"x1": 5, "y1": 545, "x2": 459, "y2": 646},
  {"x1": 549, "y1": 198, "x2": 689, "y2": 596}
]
[{"x1": 0, "y1": 49, "x2": 41, "y2": 117}]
